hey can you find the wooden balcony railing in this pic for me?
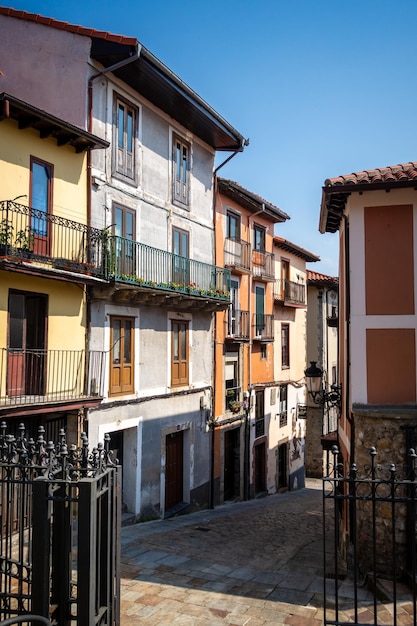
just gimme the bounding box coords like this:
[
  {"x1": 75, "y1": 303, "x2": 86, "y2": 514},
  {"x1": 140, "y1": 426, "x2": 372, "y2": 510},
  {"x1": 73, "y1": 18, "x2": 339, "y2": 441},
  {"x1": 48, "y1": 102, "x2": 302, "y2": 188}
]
[
  {"x1": 253, "y1": 314, "x2": 274, "y2": 341},
  {"x1": 274, "y1": 278, "x2": 306, "y2": 306},
  {"x1": 225, "y1": 308, "x2": 250, "y2": 340},
  {"x1": 224, "y1": 238, "x2": 251, "y2": 272},
  {"x1": 252, "y1": 250, "x2": 274, "y2": 281},
  {"x1": 0, "y1": 348, "x2": 105, "y2": 407}
]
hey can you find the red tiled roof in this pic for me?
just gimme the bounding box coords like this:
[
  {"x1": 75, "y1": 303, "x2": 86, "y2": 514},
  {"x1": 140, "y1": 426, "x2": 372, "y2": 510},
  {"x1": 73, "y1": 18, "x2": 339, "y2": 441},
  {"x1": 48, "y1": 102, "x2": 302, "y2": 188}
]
[
  {"x1": 307, "y1": 270, "x2": 338, "y2": 286},
  {"x1": 0, "y1": 7, "x2": 137, "y2": 45},
  {"x1": 324, "y1": 162, "x2": 417, "y2": 188},
  {"x1": 218, "y1": 178, "x2": 289, "y2": 223},
  {"x1": 273, "y1": 236, "x2": 319, "y2": 263}
]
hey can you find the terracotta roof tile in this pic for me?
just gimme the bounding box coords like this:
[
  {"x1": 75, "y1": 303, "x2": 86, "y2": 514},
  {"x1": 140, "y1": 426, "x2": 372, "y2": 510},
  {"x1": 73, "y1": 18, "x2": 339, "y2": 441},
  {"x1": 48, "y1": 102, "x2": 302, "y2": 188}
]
[
  {"x1": 218, "y1": 178, "x2": 289, "y2": 222},
  {"x1": 307, "y1": 270, "x2": 338, "y2": 286},
  {"x1": 273, "y1": 236, "x2": 319, "y2": 262},
  {"x1": 324, "y1": 162, "x2": 417, "y2": 188},
  {"x1": 0, "y1": 7, "x2": 137, "y2": 45}
]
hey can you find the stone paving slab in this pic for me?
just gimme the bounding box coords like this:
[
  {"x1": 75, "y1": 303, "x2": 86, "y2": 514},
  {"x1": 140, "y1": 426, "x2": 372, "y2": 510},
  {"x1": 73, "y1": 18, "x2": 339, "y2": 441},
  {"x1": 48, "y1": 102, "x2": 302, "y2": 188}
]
[{"x1": 120, "y1": 479, "x2": 415, "y2": 625}]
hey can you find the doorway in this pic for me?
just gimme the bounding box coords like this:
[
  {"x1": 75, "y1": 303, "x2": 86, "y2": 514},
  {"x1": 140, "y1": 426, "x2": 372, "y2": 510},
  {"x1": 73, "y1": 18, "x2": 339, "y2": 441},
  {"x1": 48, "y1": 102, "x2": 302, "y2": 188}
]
[
  {"x1": 278, "y1": 442, "x2": 288, "y2": 491},
  {"x1": 7, "y1": 291, "x2": 47, "y2": 397},
  {"x1": 224, "y1": 427, "x2": 240, "y2": 501},
  {"x1": 254, "y1": 442, "x2": 266, "y2": 494},
  {"x1": 165, "y1": 431, "x2": 184, "y2": 511}
]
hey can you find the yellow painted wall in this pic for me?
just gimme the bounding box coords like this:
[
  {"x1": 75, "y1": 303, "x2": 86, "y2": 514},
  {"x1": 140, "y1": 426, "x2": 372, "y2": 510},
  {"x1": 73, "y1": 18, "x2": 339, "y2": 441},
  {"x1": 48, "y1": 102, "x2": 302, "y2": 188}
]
[{"x1": 0, "y1": 118, "x2": 87, "y2": 225}]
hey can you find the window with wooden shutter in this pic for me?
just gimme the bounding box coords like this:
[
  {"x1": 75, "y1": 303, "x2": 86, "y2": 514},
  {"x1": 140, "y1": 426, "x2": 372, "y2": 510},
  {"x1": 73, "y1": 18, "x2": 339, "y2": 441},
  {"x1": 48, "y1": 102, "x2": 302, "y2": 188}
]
[
  {"x1": 113, "y1": 96, "x2": 137, "y2": 182},
  {"x1": 109, "y1": 316, "x2": 134, "y2": 395}
]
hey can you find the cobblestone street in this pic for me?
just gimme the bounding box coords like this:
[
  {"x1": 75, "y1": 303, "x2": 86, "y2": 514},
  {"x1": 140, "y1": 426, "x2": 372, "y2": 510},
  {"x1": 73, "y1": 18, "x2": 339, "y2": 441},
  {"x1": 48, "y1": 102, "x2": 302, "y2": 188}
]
[{"x1": 120, "y1": 478, "x2": 414, "y2": 625}]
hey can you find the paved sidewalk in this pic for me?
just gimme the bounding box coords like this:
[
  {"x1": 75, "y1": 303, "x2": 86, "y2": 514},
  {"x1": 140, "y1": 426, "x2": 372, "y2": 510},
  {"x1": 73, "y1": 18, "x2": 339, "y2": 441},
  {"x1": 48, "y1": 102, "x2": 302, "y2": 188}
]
[{"x1": 119, "y1": 479, "x2": 413, "y2": 625}]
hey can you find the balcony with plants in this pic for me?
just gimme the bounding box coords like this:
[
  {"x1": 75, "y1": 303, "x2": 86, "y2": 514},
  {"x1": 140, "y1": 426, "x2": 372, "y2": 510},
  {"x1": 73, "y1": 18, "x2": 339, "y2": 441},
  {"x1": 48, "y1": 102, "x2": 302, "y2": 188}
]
[
  {"x1": 0, "y1": 348, "x2": 105, "y2": 412},
  {"x1": 274, "y1": 278, "x2": 306, "y2": 307},
  {"x1": 99, "y1": 234, "x2": 231, "y2": 311},
  {"x1": 0, "y1": 200, "x2": 104, "y2": 279}
]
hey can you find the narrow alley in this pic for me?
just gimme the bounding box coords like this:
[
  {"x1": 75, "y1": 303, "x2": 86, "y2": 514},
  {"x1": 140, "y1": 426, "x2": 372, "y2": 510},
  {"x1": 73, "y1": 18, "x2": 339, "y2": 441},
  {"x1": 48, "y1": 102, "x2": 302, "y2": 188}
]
[{"x1": 120, "y1": 479, "x2": 331, "y2": 625}]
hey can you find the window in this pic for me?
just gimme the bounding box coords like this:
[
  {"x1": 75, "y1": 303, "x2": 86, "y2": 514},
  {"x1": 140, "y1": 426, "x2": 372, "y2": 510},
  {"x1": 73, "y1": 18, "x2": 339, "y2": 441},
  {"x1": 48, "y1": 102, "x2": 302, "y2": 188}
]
[
  {"x1": 255, "y1": 389, "x2": 265, "y2": 438},
  {"x1": 260, "y1": 344, "x2": 267, "y2": 359},
  {"x1": 173, "y1": 135, "x2": 190, "y2": 206},
  {"x1": 279, "y1": 385, "x2": 288, "y2": 427},
  {"x1": 114, "y1": 205, "x2": 136, "y2": 275},
  {"x1": 253, "y1": 224, "x2": 265, "y2": 252},
  {"x1": 171, "y1": 321, "x2": 189, "y2": 386},
  {"x1": 255, "y1": 284, "x2": 265, "y2": 336},
  {"x1": 172, "y1": 227, "x2": 189, "y2": 285},
  {"x1": 113, "y1": 96, "x2": 137, "y2": 181},
  {"x1": 110, "y1": 316, "x2": 134, "y2": 395},
  {"x1": 225, "y1": 351, "x2": 239, "y2": 408},
  {"x1": 281, "y1": 323, "x2": 290, "y2": 368},
  {"x1": 30, "y1": 157, "x2": 53, "y2": 256},
  {"x1": 226, "y1": 211, "x2": 241, "y2": 240}
]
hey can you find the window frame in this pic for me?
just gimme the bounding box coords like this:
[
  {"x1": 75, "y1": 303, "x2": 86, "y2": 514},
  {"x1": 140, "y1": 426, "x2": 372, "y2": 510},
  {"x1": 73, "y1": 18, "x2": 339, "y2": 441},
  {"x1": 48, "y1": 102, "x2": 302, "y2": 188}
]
[
  {"x1": 281, "y1": 323, "x2": 290, "y2": 368},
  {"x1": 279, "y1": 384, "x2": 288, "y2": 427},
  {"x1": 172, "y1": 134, "x2": 190, "y2": 207},
  {"x1": 171, "y1": 320, "x2": 189, "y2": 387},
  {"x1": 30, "y1": 156, "x2": 53, "y2": 256},
  {"x1": 226, "y1": 210, "x2": 241, "y2": 241},
  {"x1": 253, "y1": 223, "x2": 266, "y2": 252},
  {"x1": 109, "y1": 315, "x2": 134, "y2": 396},
  {"x1": 113, "y1": 94, "x2": 138, "y2": 184}
]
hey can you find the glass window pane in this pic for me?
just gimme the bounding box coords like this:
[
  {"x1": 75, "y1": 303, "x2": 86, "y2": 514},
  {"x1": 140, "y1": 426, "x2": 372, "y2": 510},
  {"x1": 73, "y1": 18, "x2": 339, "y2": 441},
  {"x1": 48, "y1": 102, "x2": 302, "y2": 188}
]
[
  {"x1": 176, "y1": 143, "x2": 181, "y2": 181},
  {"x1": 182, "y1": 146, "x2": 187, "y2": 183},
  {"x1": 180, "y1": 323, "x2": 186, "y2": 359},
  {"x1": 127, "y1": 110, "x2": 133, "y2": 152},
  {"x1": 31, "y1": 162, "x2": 49, "y2": 235},
  {"x1": 113, "y1": 320, "x2": 121, "y2": 364},
  {"x1": 9, "y1": 293, "x2": 25, "y2": 349},
  {"x1": 125, "y1": 212, "x2": 134, "y2": 240},
  {"x1": 124, "y1": 320, "x2": 132, "y2": 363},
  {"x1": 173, "y1": 324, "x2": 179, "y2": 361},
  {"x1": 118, "y1": 104, "x2": 124, "y2": 148},
  {"x1": 115, "y1": 207, "x2": 123, "y2": 237}
]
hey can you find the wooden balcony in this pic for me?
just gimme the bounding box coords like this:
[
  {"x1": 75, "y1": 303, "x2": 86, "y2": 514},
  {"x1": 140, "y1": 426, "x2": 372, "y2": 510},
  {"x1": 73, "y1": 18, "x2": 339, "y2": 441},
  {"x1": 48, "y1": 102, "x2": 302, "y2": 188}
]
[
  {"x1": 0, "y1": 348, "x2": 105, "y2": 415},
  {"x1": 274, "y1": 278, "x2": 306, "y2": 307}
]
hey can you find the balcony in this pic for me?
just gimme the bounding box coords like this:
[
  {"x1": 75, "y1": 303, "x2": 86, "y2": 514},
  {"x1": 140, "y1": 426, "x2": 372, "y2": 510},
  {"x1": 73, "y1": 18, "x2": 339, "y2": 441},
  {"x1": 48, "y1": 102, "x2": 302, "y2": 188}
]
[
  {"x1": 253, "y1": 314, "x2": 274, "y2": 341},
  {"x1": 96, "y1": 235, "x2": 231, "y2": 311},
  {"x1": 225, "y1": 308, "x2": 250, "y2": 341},
  {"x1": 274, "y1": 278, "x2": 306, "y2": 307},
  {"x1": 252, "y1": 250, "x2": 274, "y2": 281},
  {"x1": 0, "y1": 200, "x2": 104, "y2": 281},
  {"x1": 224, "y1": 238, "x2": 251, "y2": 273},
  {"x1": 0, "y1": 348, "x2": 105, "y2": 413}
]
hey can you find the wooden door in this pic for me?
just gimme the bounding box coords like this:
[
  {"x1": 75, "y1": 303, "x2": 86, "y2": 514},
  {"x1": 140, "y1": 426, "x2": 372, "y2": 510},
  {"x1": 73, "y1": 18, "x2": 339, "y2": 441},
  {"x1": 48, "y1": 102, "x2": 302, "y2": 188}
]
[
  {"x1": 165, "y1": 431, "x2": 183, "y2": 510},
  {"x1": 254, "y1": 442, "x2": 266, "y2": 494},
  {"x1": 109, "y1": 317, "x2": 134, "y2": 396}
]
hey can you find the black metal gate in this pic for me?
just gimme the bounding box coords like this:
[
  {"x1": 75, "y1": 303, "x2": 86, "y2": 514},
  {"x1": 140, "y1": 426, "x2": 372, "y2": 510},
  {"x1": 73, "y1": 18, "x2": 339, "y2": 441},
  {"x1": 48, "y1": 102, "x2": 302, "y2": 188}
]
[
  {"x1": 323, "y1": 445, "x2": 417, "y2": 626},
  {"x1": 0, "y1": 423, "x2": 121, "y2": 625}
]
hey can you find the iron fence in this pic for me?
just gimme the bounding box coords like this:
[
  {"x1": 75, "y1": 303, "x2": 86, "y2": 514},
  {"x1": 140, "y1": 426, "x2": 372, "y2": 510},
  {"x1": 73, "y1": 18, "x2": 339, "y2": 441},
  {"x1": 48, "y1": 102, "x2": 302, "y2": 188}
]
[
  {"x1": 225, "y1": 309, "x2": 250, "y2": 340},
  {"x1": 0, "y1": 423, "x2": 120, "y2": 625},
  {"x1": 323, "y1": 445, "x2": 417, "y2": 626},
  {"x1": 0, "y1": 349, "x2": 105, "y2": 407},
  {"x1": 274, "y1": 278, "x2": 306, "y2": 306},
  {"x1": 252, "y1": 250, "x2": 274, "y2": 280},
  {"x1": 253, "y1": 314, "x2": 274, "y2": 341},
  {"x1": 105, "y1": 235, "x2": 231, "y2": 301},
  {"x1": 224, "y1": 238, "x2": 251, "y2": 272},
  {"x1": 0, "y1": 201, "x2": 103, "y2": 277}
]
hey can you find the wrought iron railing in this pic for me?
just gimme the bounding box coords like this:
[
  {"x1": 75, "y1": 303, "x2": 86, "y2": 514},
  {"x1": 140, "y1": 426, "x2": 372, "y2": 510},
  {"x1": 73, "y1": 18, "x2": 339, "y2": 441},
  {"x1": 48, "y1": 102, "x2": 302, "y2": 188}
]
[
  {"x1": 252, "y1": 250, "x2": 274, "y2": 280},
  {"x1": 253, "y1": 314, "x2": 274, "y2": 341},
  {"x1": 224, "y1": 238, "x2": 251, "y2": 272},
  {"x1": 274, "y1": 278, "x2": 306, "y2": 306},
  {"x1": 0, "y1": 200, "x2": 103, "y2": 276},
  {"x1": 0, "y1": 349, "x2": 105, "y2": 406},
  {"x1": 105, "y1": 235, "x2": 231, "y2": 300},
  {"x1": 225, "y1": 308, "x2": 250, "y2": 339}
]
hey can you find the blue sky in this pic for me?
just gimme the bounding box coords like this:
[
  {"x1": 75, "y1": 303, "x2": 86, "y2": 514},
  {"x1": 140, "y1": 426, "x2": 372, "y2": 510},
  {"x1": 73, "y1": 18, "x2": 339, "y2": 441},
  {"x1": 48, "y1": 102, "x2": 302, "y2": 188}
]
[{"x1": 4, "y1": 0, "x2": 417, "y2": 275}]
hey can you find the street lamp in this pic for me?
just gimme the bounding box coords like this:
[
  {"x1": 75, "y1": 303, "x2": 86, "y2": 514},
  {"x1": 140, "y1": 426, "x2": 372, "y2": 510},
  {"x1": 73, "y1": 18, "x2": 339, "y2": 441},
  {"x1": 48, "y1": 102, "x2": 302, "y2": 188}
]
[{"x1": 304, "y1": 361, "x2": 341, "y2": 409}]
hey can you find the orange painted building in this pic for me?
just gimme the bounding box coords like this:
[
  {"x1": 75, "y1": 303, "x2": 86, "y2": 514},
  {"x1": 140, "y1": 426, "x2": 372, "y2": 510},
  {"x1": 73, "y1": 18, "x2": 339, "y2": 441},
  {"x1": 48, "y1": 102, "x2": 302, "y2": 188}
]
[
  {"x1": 213, "y1": 178, "x2": 289, "y2": 504},
  {"x1": 319, "y1": 162, "x2": 417, "y2": 471}
]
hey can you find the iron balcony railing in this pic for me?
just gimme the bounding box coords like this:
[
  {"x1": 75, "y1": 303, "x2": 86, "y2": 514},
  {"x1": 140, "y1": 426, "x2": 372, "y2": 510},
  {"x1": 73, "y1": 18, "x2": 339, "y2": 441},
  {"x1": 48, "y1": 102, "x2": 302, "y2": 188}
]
[
  {"x1": 0, "y1": 200, "x2": 104, "y2": 276},
  {"x1": 0, "y1": 348, "x2": 105, "y2": 407},
  {"x1": 224, "y1": 238, "x2": 251, "y2": 272},
  {"x1": 225, "y1": 308, "x2": 250, "y2": 340},
  {"x1": 274, "y1": 278, "x2": 306, "y2": 306},
  {"x1": 252, "y1": 250, "x2": 274, "y2": 280},
  {"x1": 253, "y1": 314, "x2": 274, "y2": 341},
  {"x1": 105, "y1": 235, "x2": 231, "y2": 301}
]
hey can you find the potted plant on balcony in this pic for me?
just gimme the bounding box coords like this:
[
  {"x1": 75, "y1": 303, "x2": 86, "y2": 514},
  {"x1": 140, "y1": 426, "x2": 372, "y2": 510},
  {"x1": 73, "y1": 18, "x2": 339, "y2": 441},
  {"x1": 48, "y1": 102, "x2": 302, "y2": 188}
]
[
  {"x1": 229, "y1": 400, "x2": 242, "y2": 414},
  {"x1": 0, "y1": 219, "x2": 13, "y2": 255},
  {"x1": 15, "y1": 227, "x2": 35, "y2": 258}
]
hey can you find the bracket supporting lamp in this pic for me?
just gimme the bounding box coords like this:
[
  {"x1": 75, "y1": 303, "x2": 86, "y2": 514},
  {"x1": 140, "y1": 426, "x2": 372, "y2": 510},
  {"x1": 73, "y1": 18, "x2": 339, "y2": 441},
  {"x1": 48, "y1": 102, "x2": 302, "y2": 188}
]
[{"x1": 304, "y1": 361, "x2": 341, "y2": 409}]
